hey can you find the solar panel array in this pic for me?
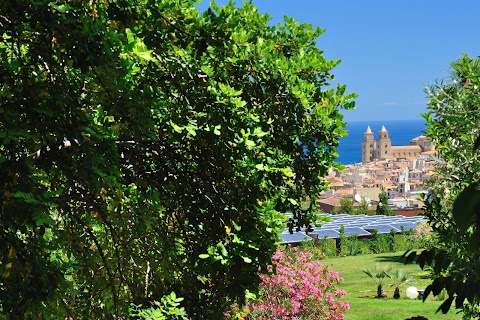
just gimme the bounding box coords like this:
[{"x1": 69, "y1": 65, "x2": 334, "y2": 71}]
[
  {"x1": 279, "y1": 213, "x2": 427, "y2": 244},
  {"x1": 278, "y1": 232, "x2": 313, "y2": 244}
]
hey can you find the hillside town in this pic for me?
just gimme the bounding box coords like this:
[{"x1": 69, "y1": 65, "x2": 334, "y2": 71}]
[{"x1": 318, "y1": 125, "x2": 437, "y2": 215}]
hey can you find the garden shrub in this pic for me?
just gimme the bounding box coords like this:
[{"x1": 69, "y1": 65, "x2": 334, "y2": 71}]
[
  {"x1": 316, "y1": 237, "x2": 338, "y2": 256},
  {"x1": 129, "y1": 292, "x2": 189, "y2": 320},
  {"x1": 298, "y1": 225, "x2": 433, "y2": 260},
  {"x1": 346, "y1": 234, "x2": 362, "y2": 256},
  {"x1": 244, "y1": 247, "x2": 349, "y2": 319},
  {"x1": 341, "y1": 235, "x2": 370, "y2": 256},
  {"x1": 368, "y1": 231, "x2": 395, "y2": 254}
]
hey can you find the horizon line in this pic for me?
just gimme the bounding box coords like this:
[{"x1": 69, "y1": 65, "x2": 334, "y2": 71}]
[{"x1": 345, "y1": 118, "x2": 425, "y2": 123}]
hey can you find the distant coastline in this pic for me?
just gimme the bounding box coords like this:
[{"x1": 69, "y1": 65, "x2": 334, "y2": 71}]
[{"x1": 336, "y1": 119, "x2": 426, "y2": 165}]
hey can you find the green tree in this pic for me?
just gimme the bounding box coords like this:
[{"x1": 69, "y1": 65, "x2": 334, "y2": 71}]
[
  {"x1": 390, "y1": 269, "x2": 412, "y2": 299},
  {"x1": 0, "y1": 0, "x2": 355, "y2": 318},
  {"x1": 355, "y1": 198, "x2": 370, "y2": 215},
  {"x1": 376, "y1": 187, "x2": 393, "y2": 216},
  {"x1": 340, "y1": 197, "x2": 354, "y2": 215},
  {"x1": 405, "y1": 54, "x2": 480, "y2": 316},
  {"x1": 362, "y1": 263, "x2": 392, "y2": 298}
]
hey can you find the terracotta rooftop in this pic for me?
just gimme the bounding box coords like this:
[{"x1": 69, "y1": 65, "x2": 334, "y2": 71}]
[
  {"x1": 329, "y1": 181, "x2": 344, "y2": 187},
  {"x1": 391, "y1": 145, "x2": 422, "y2": 150},
  {"x1": 317, "y1": 196, "x2": 342, "y2": 206},
  {"x1": 423, "y1": 171, "x2": 437, "y2": 177},
  {"x1": 421, "y1": 150, "x2": 437, "y2": 156},
  {"x1": 336, "y1": 188, "x2": 354, "y2": 195}
]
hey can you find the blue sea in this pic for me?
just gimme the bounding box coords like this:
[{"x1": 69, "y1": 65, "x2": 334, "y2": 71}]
[{"x1": 336, "y1": 119, "x2": 427, "y2": 165}]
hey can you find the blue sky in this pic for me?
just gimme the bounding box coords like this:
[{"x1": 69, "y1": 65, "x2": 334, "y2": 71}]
[{"x1": 197, "y1": 1, "x2": 480, "y2": 121}]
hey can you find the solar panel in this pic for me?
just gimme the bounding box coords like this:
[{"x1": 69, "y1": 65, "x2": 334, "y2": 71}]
[
  {"x1": 336, "y1": 220, "x2": 356, "y2": 226},
  {"x1": 379, "y1": 215, "x2": 404, "y2": 220},
  {"x1": 389, "y1": 222, "x2": 417, "y2": 231},
  {"x1": 330, "y1": 214, "x2": 351, "y2": 218},
  {"x1": 319, "y1": 225, "x2": 345, "y2": 231},
  {"x1": 331, "y1": 216, "x2": 353, "y2": 220},
  {"x1": 278, "y1": 232, "x2": 313, "y2": 244},
  {"x1": 376, "y1": 218, "x2": 404, "y2": 224},
  {"x1": 391, "y1": 220, "x2": 409, "y2": 224},
  {"x1": 368, "y1": 220, "x2": 387, "y2": 225},
  {"x1": 334, "y1": 219, "x2": 361, "y2": 224},
  {"x1": 347, "y1": 223, "x2": 371, "y2": 228},
  {"x1": 343, "y1": 227, "x2": 371, "y2": 236},
  {"x1": 363, "y1": 216, "x2": 383, "y2": 221},
  {"x1": 279, "y1": 214, "x2": 426, "y2": 240},
  {"x1": 358, "y1": 218, "x2": 382, "y2": 223},
  {"x1": 284, "y1": 212, "x2": 294, "y2": 219},
  {"x1": 308, "y1": 229, "x2": 340, "y2": 239},
  {"x1": 363, "y1": 224, "x2": 400, "y2": 234},
  {"x1": 281, "y1": 227, "x2": 307, "y2": 233},
  {"x1": 405, "y1": 216, "x2": 425, "y2": 222}
]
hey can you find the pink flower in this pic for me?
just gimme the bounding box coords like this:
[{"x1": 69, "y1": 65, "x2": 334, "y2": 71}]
[{"x1": 243, "y1": 248, "x2": 349, "y2": 319}]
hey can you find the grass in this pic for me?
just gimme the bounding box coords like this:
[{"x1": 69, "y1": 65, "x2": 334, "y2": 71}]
[{"x1": 322, "y1": 252, "x2": 463, "y2": 320}]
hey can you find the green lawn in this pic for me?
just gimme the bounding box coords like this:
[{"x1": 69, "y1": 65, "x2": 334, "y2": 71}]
[{"x1": 322, "y1": 252, "x2": 463, "y2": 320}]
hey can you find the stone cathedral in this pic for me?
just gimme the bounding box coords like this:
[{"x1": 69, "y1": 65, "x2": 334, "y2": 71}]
[{"x1": 361, "y1": 125, "x2": 434, "y2": 163}]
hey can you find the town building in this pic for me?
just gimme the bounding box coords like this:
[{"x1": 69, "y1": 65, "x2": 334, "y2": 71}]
[
  {"x1": 319, "y1": 127, "x2": 437, "y2": 213},
  {"x1": 362, "y1": 125, "x2": 434, "y2": 163}
]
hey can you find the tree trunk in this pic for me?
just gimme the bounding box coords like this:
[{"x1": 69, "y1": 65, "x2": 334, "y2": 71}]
[
  {"x1": 393, "y1": 287, "x2": 400, "y2": 299},
  {"x1": 377, "y1": 285, "x2": 387, "y2": 298}
]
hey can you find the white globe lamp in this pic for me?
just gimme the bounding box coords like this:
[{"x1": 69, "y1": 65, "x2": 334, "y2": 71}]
[{"x1": 405, "y1": 286, "x2": 419, "y2": 299}]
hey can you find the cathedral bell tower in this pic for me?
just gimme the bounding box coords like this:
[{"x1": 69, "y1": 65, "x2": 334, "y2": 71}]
[
  {"x1": 376, "y1": 125, "x2": 391, "y2": 160},
  {"x1": 362, "y1": 126, "x2": 374, "y2": 163}
]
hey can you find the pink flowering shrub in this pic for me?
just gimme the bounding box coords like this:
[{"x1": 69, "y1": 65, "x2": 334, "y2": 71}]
[{"x1": 244, "y1": 247, "x2": 349, "y2": 319}]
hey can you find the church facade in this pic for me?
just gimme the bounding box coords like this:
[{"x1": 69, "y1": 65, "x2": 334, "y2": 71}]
[{"x1": 362, "y1": 125, "x2": 434, "y2": 163}]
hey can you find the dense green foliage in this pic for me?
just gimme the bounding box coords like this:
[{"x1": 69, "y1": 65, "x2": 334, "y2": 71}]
[
  {"x1": 406, "y1": 54, "x2": 480, "y2": 317},
  {"x1": 376, "y1": 187, "x2": 393, "y2": 216},
  {"x1": 354, "y1": 198, "x2": 369, "y2": 215},
  {"x1": 306, "y1": 230, "x2": 430, "y2": 257},
  {"x1": 339, "y1": 197, "x2": 354, "y2": 215},
  {"x1": 129, "y1": 292, "x2": 189, "y2": 320},
  {"x1": 334, "y1": 196, "x2": 374, "y2": 215},
  {"x1": 0, "y1": 0, "x2": 355, "y2": 318}
]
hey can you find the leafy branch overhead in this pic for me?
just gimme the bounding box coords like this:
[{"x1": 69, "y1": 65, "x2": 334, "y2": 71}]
[
  {"x1": 407, "y1": 54, "x2": 480, "y2": 316},
  {"x1": 0, "y1": 0, "x2": 355, "y2": 318}
]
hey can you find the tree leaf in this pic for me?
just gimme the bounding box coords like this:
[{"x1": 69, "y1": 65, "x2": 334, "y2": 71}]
[
  {"x1": 245, "y1": 139, "x2": 255, "y2": 149},
  {"x1": 437, "y1": 295, "x2": 454, "y2": 314},
  {"x1": 452, "y1": 183, "x2": 480, "y2": 234},
  {"x1": 32, "y1": 212, "x2": 53, "y2": 226},
  {"x1": 49, "y1": 3, "x2": 70, "y2": 13},
  {"x1": 423, "y1": 285, "x2": 432, "y2": 302},
  {"x1": 288, "y1": 198, "x2": 298, "y2": 205},
  {"x1": 473, "y1": 135, "x2": 480, "y2": 151},
  {"x1": 241, "y1": 256, "x2": 252, "y2": 263}
]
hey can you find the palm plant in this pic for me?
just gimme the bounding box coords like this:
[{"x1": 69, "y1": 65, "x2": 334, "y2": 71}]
[
  {"x1": 390, "y1": 269, "x2": 412, "y2": 299},
  {"x1": 362, "y1": 263, "x2": 392, "y2": 298}
]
